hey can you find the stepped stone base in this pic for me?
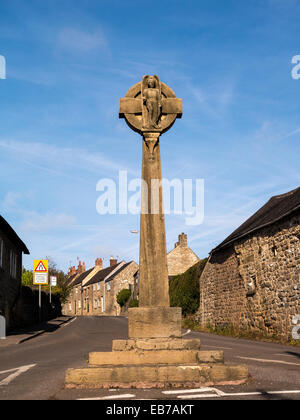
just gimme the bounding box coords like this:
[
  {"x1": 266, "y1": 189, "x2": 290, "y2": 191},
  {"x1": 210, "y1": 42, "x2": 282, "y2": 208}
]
[
  {"x1": 65, "y1": 336, "x2": 249, "y2": 389},
  {"x1": 64, "y1": 309, "x2": 249, "y2": 389},
  {"x1": 65, "y1": 364, "x2": 249, "y2": 389}
]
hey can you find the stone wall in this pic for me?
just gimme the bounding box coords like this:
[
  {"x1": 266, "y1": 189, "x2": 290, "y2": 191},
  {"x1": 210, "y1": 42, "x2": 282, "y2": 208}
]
[{"x1": 198, "y1": 211, "x2": 300, "y2": 340}]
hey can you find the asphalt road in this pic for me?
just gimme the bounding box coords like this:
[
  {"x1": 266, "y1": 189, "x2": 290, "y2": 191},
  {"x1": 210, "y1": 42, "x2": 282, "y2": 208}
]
[{"x1": 0, "y1": 316, "x2": 299, "y2": 400}]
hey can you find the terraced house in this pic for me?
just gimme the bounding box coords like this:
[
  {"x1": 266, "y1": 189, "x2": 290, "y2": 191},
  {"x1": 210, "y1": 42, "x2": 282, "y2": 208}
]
[{"x1": 64, "y1": 258, "x2": 138, "y2": 317}]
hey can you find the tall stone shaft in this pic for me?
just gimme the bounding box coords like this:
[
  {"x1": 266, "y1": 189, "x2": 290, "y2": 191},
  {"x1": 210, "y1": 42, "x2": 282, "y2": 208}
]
[{"x1": 139, "y1": 132, "x2": 170, "y2": 307}]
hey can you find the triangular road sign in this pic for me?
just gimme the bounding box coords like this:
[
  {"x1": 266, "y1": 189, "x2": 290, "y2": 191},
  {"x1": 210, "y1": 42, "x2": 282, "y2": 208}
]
[{"x1": 35, "y1": 261, "x2": 47, "y2": 272}]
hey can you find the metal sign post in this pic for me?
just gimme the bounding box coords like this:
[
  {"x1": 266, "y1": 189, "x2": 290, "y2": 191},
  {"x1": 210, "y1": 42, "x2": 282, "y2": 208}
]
[
  {"x1": 33, "y1": 260, "x2": 49, "y2": 324},
  {"x1": 39, "y1": 285, "x2": 41, "y2": 323},
  {"x1": 50, "y1": 276, "x2": 57, "y2": 305}
]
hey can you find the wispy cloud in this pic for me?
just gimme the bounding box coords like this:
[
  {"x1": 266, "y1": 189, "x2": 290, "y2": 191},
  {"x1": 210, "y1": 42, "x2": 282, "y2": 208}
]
[
  {"x1": 20, "y1": 211, "x2": 76, "y2": 232},
  {"x1": 0, "y1": 139, "x2": 137, "y2": 178},
  {"x1": 57, "y1": 27, "x2": 108, "y2": 54}
]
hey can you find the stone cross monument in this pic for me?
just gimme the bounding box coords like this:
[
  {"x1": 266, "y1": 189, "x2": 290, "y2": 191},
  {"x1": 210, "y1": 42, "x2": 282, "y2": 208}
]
[
  {"x1": 65, "y1": 76, "x2": 248, "y2": 389},
  {"x1": 119, "y1": 75, "x2": 183, "y2": 338}
]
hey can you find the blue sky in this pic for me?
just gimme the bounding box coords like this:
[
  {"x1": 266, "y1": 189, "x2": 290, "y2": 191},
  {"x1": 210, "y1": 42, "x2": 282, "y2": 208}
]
[{"x1": 1, "y1": 0, "x2": 300, "y2": 272}]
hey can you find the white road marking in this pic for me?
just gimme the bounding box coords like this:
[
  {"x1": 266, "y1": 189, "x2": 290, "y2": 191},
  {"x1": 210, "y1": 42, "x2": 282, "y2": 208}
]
[
  {"x1": 163, "y1": 387, "x2": 225, "y2": 396},
  {"x1": 177, "y1": 390, "x2": 300, "y2": 399},
  {"x1": 237, "y1": 356, "x2": 300, "y2": 367},
  {"x1": 78, "y1": 394, "x2": 135, "y2": 401},
  {"x1": 182, "y1": 330, "x2": 191, "y2": 337},
  {"x1": 268, "y1": 390, "x2": 300, "y2": 395},
  {"x1": 62, "y1": 317, "x2": 77, "y2": 328},
  {"x1": 0, "y1": 364, "x2": 36, "y2": 386}
]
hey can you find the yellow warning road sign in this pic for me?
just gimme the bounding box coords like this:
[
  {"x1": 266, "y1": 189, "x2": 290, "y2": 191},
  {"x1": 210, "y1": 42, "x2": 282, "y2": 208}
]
[{"x1": 33, "y1": 260, "x2": 49, "y2": 285}]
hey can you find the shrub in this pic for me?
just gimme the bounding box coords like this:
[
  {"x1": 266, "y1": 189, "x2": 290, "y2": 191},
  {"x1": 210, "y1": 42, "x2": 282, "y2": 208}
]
[
  {"x1": 129, "y1": 299, "x2": 139, "y2": 308},
  {"x1": 117, "y1": 289, "x2": 132, "y2": 308},
  {"x1": 169, "y1": 259, "x2": 208, "y2": 317}
]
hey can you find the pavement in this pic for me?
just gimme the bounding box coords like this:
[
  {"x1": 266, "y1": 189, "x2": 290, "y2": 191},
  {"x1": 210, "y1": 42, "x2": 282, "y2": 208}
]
[
  {"x1": 0, "y1": 316, "x2": 75, "y2": 347},
  {"x1": 0, "y1": 316, "x2": 299, "y2": 400}
]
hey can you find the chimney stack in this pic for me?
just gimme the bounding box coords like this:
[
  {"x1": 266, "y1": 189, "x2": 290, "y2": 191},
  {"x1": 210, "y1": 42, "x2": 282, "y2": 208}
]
[
  {"x1": 110, "y1": 257, "x2": 118, "y2": 267},
  {"x1": 95, "y1": 258, "x2": 103, "y2": 269},
  {"x1": 77, "y1": 261, "x2": 83, "y2": 274},
  {"x1": 175, "y1": 233, "x2": 188, "y2": 248},
  {"x1": 68, "y1": 266, "x2": 77, "y2": 277}
]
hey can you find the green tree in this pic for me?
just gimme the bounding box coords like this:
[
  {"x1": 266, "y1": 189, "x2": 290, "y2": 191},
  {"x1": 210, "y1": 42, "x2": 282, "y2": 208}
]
[
  {"x1": 22, "y1": 268, "x2": 33, "y2": 287},
  {"x1": 47, "y1": 257, "x2": 71, "y2": 304},
  {"x1": 117, "y1": 289, "x2": 132, "y2": 308}
]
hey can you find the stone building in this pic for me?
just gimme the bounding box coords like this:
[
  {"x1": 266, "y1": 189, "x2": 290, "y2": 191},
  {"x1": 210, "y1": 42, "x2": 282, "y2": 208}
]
[
  {"x1": 64, "y1": 258, "x2": 138, "y2": 317},
  {"x1": 167, "y1": 233, "x2": 200, "y2": 277},
  {"x1": 0, "y1": 215, "x2": 30, "y2": 329},
  {"x1": 198, "y1": 187, "x2": 300, "y2": 340}
]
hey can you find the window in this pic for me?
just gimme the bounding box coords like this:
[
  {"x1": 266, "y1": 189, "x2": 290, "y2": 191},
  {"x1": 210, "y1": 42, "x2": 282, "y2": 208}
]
[
  {"x1": 78, "y1": 300, "x2": 81, "y2": 309},
  {"x1": 94, "y1": 299, "x2": 97, "y2": 309},
  {"x1": 93, "y1": 284, "x2": 97, "y2": 292},
  {"x1": 107, "y1": 282, "x2": 111, "y2": 291},
  {"x1": 69, "y1": 303, "x2": 72, "y2": 311},
  {"x1": 0, "y1": 239, "x2": 3, "y2": 268},
  {"x1": 10, "y1": 250, "x2": 17, "y2": 279},
  {"x1": 97, "y1": 282, "x2": 100, "y2": 291}
]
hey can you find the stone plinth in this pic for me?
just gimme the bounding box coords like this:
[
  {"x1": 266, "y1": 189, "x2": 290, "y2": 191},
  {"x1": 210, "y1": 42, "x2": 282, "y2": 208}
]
[{"x1": 128, "y1": 307, "x2": 182, "y2": 339}]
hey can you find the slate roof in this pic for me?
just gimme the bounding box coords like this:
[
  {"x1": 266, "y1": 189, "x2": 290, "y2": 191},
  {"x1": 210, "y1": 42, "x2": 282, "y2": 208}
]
[
  {"x1": 0, "y1": 215, "x2": 30, "y2": 254},
  {"x1": 212, "y1": 186, "x2": 300, "y2": 254},
  {"x1": 84, "y1": 263, "x2": 121, "y2": 287},
  {"x1": 71, "y1": 268, "x2": 94, "y2": 286}
]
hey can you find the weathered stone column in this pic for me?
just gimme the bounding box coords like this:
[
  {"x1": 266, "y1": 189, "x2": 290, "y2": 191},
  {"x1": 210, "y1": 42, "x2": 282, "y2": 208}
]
[{"x1": 139, "y1": 132, "x2": 169, "y2": 308}]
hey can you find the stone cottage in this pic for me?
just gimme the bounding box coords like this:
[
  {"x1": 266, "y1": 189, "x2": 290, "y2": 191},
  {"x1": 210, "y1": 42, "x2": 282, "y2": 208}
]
[
  {"x1": 64, "y1": 258, "x2": 138, "y2": 317},
  {"x1": 0, "y1": 215, "x2": 30, "y2": 329},
  {"x1": 198, "y1": 187, "x2": 300, "y2": 340},
  {"x1": 167, "y1": 233, "x2": 200, "y2": 277}
]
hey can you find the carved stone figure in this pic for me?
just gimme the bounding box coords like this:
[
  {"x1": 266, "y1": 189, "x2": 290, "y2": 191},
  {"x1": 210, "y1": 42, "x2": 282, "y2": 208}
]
[{"x1": 142, "y1": 75, "x2": 162, "y2": 129}]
